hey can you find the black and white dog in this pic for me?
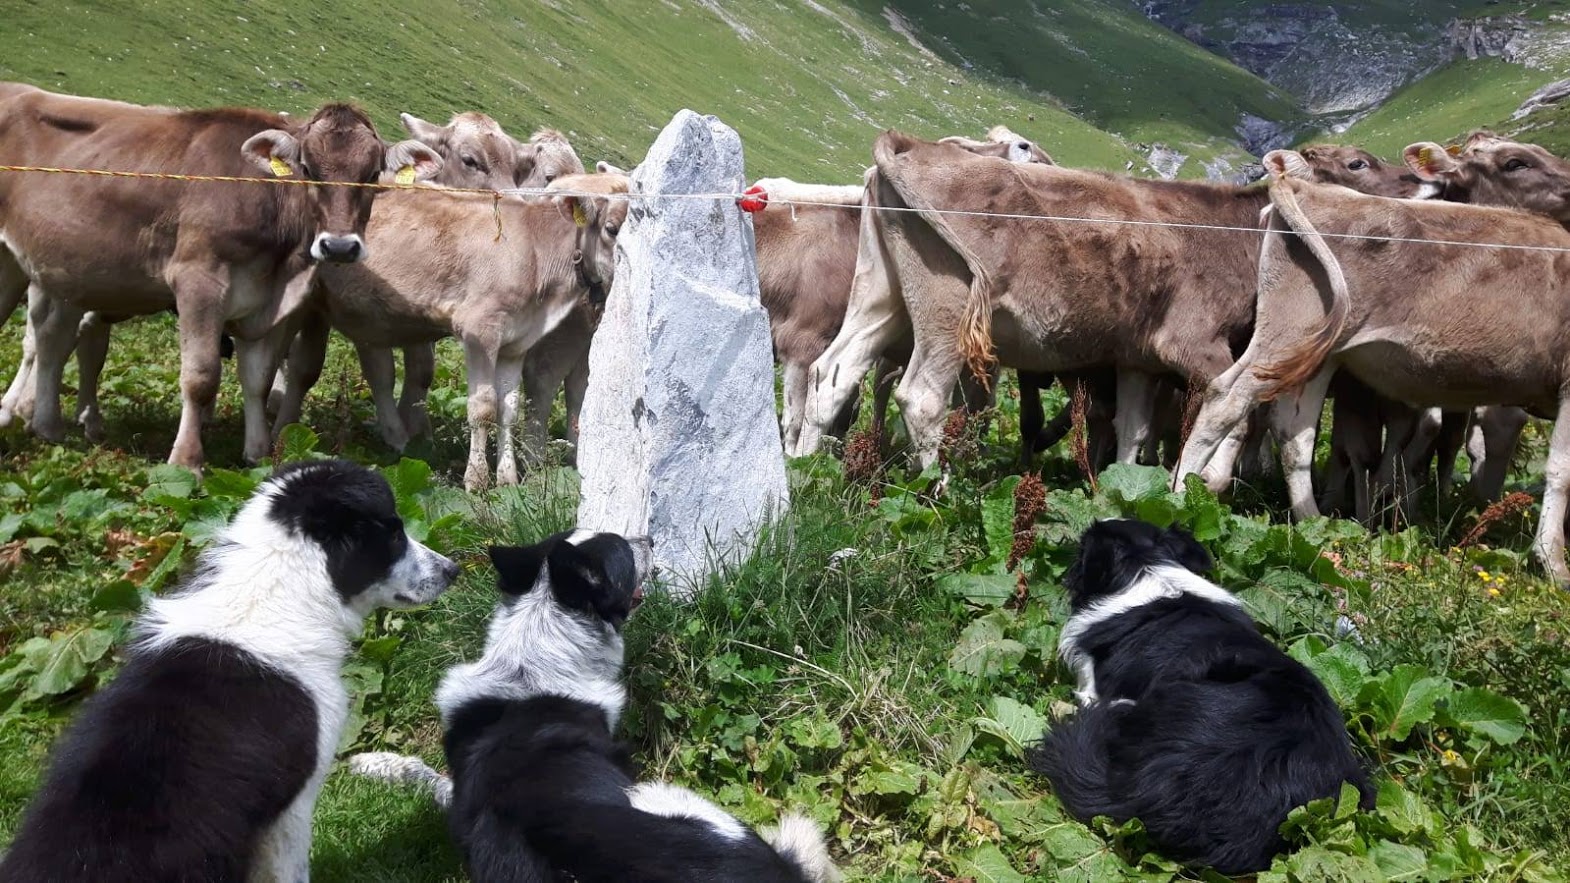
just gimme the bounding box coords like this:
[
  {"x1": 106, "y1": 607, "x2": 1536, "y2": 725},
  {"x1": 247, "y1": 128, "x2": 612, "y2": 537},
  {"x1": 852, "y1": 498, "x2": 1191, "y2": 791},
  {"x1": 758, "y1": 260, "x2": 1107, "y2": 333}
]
[
  {"x1": 0, "y1": 460, "x2": 459, "y2": 883},
  {"x1": 1028, "y1": 519, "x2": 1373, "y2": 875},
  {"x1": 426, "y1": 528, "x2": 839, "y2": 883}
]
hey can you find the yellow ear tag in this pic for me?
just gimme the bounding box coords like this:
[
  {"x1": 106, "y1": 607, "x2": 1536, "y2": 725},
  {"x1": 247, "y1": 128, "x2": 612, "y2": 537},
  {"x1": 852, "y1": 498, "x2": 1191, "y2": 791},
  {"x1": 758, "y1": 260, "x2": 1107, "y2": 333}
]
[
  {"x1": 1445, "y1": 144, "x2": 1463, "y2": 156},
  {"x1": 1417, "y1": 146, "x2": 1434, "y2": 166},
  {"x1": 268, "y1": 157, "x2": 292, "y2": 178},
  {"x1": 571, "y1": 202, "x2": 587, "y2": 228},
  {"x1": 394, "y1": 164, "x2": 416, "y2": 185}
]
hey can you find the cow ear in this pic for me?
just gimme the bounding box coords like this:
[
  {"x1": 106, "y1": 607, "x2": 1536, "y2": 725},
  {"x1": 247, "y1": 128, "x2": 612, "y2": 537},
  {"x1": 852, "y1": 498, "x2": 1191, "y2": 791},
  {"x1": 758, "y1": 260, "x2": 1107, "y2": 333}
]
[
  {"x1": 385, "y1": 140, "x2": 443, "y2": 182},
  {"x1": 399, "y1": 112, "x2": 448, "y2": 147},
  {"x1": 596, "y1": 160, "x2": 627, "y2": 175},
  {"x1": 1403, "y1": 142, "x2": 1461, "y2": 181},
  {"x1": 1263, "y1": 149, "x2": 1311, "y2": 182},
  {"x1": 242, "y1": 129, "x2": 301, "y2": 177},
  {"x1": 555, "y1": 193, "x2": 590, "y2": 227},
  {"x1": 488, "y1": 544, "x2": 549, "y2": 596}
]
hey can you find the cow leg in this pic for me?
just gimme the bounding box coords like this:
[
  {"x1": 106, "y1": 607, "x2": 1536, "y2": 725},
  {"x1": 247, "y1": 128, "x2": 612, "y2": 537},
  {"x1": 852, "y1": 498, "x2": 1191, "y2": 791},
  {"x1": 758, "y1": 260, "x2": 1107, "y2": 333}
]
[
  {"x1": 1175, "y1": 353, "x2": 1276, "y2": 493},
  {"x1": 494, "y1": 351, "x2": 526, "y2": 488},
  {"x1": 74, "y1": 313, "x2": 112, "y2": 442},
  {"x1": 894, "y1": 341, "x2": 962, "y2": 472},
  {"x1": 781, "y1": 361, "x2": 807, "y2": 456},
  {"x1": 1535, "y1": 399, "x2": 1570, "y2": 587},
  {"x1": 399, "y1": 343, "x2": 437, "y2": 441},
  {"x1": 1017, "y1": 371, "x2": 1049, "y2": 467},
  {"x1": 0, "y1": 296, "x2": 40, "y2": 428},
  {"x1": 1267, "y1": 368, "x2": 1333, "y2": 521},
  {"x1": 235, "y1": 327, "x2": 289, "y2": 464},
  {"x1": 27, "y1": 294, "x2": 83, "y2": 444},
  {"x1": 1394, "y1": 407, "x2": 1444, "y2": 523},
  {"x1": 0, "y1": 258, "x2": 33, "y2": 427},
  {"x1": 869, "y1": 358, "x2": 900, "y2": 441},
  {"x1": 1469, "y1": 406, "x2": 1528, "y2": 503},
  {"x1": 1113, "y1": 370, "x2": 1157, "y2": 465},
  {"x1": 354, "y1": 342, "x2": 410, "y2": 451},
  {"x1": 518, "y1": 354, "x2": 555, "y2": 471},
  {"x1": 563, "y1": 350, "x2": 589, "y2": 462},
  {"x1": 461, "y1": 340, "x2": 500, "y2": 492},
  {"x1": 272, "y1": 312, "x2": 329, "y2": 440}
]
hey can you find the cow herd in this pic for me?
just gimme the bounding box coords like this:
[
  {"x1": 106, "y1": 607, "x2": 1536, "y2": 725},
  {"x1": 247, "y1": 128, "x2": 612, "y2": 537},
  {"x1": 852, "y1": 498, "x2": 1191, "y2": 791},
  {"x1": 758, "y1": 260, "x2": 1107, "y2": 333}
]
[{"x1": 3, "y1": 81, "x2": 1570, "y2": 583}]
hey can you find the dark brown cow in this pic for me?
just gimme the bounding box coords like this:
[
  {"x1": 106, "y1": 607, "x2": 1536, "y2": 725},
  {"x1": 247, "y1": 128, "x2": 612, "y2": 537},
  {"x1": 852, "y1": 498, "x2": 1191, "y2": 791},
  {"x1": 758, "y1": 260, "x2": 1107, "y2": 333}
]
[
  {"x1": 0, "y1": 83, "x2": 439, "y2": 468},
  {"x1": 1177, "y1": 143, "x2": 1570, "y2": 583},
  {"x1": 806, "y1": 132, "x2": 1272, "y2": 483}
]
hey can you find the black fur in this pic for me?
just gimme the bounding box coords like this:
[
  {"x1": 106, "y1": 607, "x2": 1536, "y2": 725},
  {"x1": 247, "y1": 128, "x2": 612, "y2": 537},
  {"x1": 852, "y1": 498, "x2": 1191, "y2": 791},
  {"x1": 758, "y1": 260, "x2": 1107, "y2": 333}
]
[
  {"x1": 1028, "y1": 519, "x2": 1374, "y2": 875},
  {"x1": 266, "y1": 459, "x2": 416, "y2": 601},
  {"x1": 0, "y1": 637, "x2": 318, "y2": 883},
  {"x1": 445, "y1": 533, "x2": 813, "y2": 883}
]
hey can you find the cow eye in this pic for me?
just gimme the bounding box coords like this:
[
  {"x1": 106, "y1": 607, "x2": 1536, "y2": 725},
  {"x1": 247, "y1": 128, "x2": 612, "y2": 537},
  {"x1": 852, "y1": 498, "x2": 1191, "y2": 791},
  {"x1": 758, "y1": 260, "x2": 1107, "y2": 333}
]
[
  {"x1": 605, "y1": 224, "x2": 620, "y2": 236},
  {"x1": 544, "y1": 172, "x2": 557, "y2": 184},
  {"x1": 462, "y1": 155, "x2": 480, "y2": 169},
  {"x1": 1505, "y1": 158, "x2": 1529, "y2": 172},
  {"x1": 1347, "y1": 159, "x2": 1368, "y2": 171}
]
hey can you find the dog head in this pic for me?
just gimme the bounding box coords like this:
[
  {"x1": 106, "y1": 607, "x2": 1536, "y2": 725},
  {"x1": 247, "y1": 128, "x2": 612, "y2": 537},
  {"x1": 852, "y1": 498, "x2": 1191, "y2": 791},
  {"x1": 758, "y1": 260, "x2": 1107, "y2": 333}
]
[
  {"x1": 487, "y1": 529, "x2": 653, "y2": 631},
  {"x1": 1062, "y1": 519, "x2": 1213, "y2": 612},
  {"x1": 258, "y1": 460, "x2": 460, "y2": 616}
]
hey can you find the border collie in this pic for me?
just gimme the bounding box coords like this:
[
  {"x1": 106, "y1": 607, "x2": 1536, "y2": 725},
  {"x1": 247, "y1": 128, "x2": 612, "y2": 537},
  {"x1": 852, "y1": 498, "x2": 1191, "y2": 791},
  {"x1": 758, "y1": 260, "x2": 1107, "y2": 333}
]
[
  {"x1": 425, "y1": 528, "x2": 840, "y2": 883},
  {"x1": 1027, "y1": 519, "x2": 1373, "y2": 875},
  {"x1": 0, "y1": 460, "x2": 459, "y2": 883}
]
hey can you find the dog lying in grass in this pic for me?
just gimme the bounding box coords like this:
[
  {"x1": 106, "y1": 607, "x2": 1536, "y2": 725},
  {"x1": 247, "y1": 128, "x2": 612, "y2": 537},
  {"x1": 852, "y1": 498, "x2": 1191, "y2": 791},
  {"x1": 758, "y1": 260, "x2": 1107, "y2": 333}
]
[
  {"x1": 0, "y1": 460, "x2": 460, "y2": 882},
  {"x1": 1029, "y1": 518, "x2": 1374, "y2": 875},
  {"x1": 353, "y1": 528, "x2": 840, "y2": 882}
]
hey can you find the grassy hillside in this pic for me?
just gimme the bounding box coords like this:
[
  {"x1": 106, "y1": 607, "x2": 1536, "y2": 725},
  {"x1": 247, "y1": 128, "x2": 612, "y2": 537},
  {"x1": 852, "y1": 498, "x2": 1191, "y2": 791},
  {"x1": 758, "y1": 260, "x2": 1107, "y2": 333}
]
[
  {"x1": 1330, "y1": 59, "x2": 1561, "y2": 157},
  {"x1": 1, "y1": 0, "x2": 1147, "y2": 180},
  {"x1": 863, "y1": 0, "x2": 1298, "y2": 167}
]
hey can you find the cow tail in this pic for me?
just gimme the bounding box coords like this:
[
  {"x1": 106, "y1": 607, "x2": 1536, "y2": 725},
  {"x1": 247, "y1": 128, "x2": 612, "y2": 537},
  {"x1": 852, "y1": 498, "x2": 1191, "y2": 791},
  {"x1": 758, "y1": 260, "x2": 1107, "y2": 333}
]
[
  {"x1": 1253, "y1": 177, "x2": 1350, "y2": 400},
  {"x1": 872, "y1": 132, "x2": 999, "y2": 389}
]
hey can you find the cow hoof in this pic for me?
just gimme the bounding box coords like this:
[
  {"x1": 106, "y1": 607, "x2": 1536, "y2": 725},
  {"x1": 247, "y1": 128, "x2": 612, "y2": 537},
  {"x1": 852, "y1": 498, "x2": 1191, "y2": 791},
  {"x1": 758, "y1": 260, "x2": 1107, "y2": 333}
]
[
  {"x1": 379, "y1": 425, "x2": 411, "y2": 452},
  {"x1": 463, "y1": 464, "x2": 490, "y2": 494},
  {"x1": 496, "y1": 462, "x2": 521, "y2": 487},
  {"x1": 167, "y1": 450, "x2": 205, "y2": 477},
  {"x1": 79, "y1": 413, "x2": 105, "y2": 443},
  {"x1": 30, "y1": 418, "x2": 67, "y2": 443}
]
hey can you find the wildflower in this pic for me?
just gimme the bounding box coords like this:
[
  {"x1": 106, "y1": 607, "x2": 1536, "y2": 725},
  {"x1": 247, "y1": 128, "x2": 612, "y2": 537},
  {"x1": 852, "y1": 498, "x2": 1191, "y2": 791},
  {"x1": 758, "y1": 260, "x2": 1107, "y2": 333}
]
[
  {"x1": 1477, "y1": 569, "x2": 1492, "y2": 582},
  {"x1": 1440, "y1": 749, "x2": 1463, "y2": 766},
  {"x1": 1488, "y1": 587, "x2": 1502, "y2": 598}
]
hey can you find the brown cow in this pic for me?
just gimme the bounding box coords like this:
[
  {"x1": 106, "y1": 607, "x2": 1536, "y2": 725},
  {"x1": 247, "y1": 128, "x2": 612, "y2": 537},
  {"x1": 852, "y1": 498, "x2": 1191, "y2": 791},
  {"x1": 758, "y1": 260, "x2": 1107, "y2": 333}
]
[
  {"x1": 0, "y1": 83, "x2": 440, "y2": 468},
  {"x1": 399, "y1": 113, "x2": 581, "y2": 190},
  {"x1": 805, "y1": 132, "x2": 1272, "y2": 486},
  {"x1": 294, "y1": 172, "x2": 628, "y2": 490},
  {"x1": 1176, "y1": 144, "x2": 1570, "y2": 583}
]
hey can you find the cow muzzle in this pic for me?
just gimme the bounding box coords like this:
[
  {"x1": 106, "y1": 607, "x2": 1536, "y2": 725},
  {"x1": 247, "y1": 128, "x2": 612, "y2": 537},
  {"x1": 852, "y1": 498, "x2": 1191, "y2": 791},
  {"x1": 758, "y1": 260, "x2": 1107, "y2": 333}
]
[{"x1": 312, "y1": 233, "x2": 367, "y2": 264}]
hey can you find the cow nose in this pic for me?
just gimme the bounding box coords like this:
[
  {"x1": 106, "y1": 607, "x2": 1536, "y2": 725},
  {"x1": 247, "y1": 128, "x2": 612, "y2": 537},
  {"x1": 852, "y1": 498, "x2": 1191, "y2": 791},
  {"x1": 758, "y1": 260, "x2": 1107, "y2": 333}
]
[{"x1": 312, "y1": 233, "x2": 366, "y2": 263}]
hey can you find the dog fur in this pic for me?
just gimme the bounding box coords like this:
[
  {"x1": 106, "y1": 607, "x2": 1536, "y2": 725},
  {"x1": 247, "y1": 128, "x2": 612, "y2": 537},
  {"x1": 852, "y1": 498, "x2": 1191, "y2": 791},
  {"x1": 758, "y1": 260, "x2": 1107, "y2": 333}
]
[
  {"x1": 1028, "y1": 519, "x2": 1374, "y2": 875},
  {"x1": 0, "y1": 460, "x2": 458, "y2": 883},
  {"x1": 431, "y1": 528, "x2": 840, "y2": 883}
]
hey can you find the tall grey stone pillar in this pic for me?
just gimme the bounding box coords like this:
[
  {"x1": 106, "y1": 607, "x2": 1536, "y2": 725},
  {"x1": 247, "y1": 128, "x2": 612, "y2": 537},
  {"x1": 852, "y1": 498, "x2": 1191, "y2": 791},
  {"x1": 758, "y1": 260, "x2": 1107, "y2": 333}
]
[{"x1": 575, "y1": 110, "x2": 788, "y2": 595}]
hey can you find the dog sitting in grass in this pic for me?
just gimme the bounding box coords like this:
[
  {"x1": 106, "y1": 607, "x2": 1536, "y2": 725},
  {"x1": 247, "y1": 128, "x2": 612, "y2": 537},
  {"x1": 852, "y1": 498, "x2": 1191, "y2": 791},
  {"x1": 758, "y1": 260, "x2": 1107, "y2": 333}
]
[
  {"x1": 354, "y1": 528, "x2": 840, "y2": 882},
  {"x1": 0, "y1": 460, "x2": 460, "y2": 883},
  {"x1": 1028, "y1": 518, "x2": 1373, "y2": 875}
]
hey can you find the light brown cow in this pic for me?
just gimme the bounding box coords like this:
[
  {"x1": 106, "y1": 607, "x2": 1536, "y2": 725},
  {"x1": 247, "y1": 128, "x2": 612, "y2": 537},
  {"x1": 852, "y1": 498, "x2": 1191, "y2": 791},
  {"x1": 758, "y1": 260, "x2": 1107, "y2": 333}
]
[
  {"x1": 290, "y1": 172, "x2": 628, "y2": 490},
  {"x1": 805, "y1": 132, "x2": 1272, "y2": 481},
  {"x1": 0, "y1": 83, "x2": 439, "y2": 468},
  {"x1": 1176, "y1": 144, "x2": 1570, "y2": 583},
  {"x1": 265, "y1": 121, "x2": 587, "y2": 448}
]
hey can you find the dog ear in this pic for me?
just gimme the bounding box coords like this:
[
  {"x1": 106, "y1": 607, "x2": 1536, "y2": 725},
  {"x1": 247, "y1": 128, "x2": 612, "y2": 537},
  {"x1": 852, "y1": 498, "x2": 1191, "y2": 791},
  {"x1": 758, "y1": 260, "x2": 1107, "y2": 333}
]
[
  {"x1": 546, "y1": 540, "x2": 634, "y2": 629},
  {"x1": 1064, "y1": 521, "x2": 1119, "y2": 607},
  {"x1": 1160, "y1": 526, "x2": 1213, "y2": 575},
  {"x1": 488, "y1": 544, "x2": 550, "y2": 596}
]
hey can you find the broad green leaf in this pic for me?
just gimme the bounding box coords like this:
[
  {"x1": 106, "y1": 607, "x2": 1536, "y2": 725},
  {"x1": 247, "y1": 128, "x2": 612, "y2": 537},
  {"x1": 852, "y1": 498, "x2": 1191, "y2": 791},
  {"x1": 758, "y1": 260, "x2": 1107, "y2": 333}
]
[
  {"x1": 143, "y1": 463, "x2": 199, "y2": 503},
  {"x1": 141, "y1": 536, "x2": 188, "y2": 592},
  {"x1": 1300, "y1": 644, "x2": 1371, "y2": 710},
  {"x1": 972, "y1": 695, "x2": 1047, "y2": 758},
  {"x1": 201, "y1": 467, "x2": 260, "y2": 501},
  {"x1": 1368, "y1": 665, "x2": 1450, "y2": 742},
  {"x1": 949, "y1": 611, "x2": 1026, "y2": 677},
  {"x1": 1277, "y1": 845, "x2": 1385, "y2": 882},
  {"x1": 358, "y1": 635, "x2": 403, "y2": 666},
  {"x1": 1443, "y1": 687, "x2": 1528, "y2": 746},
  {"x1": 90, "y1": 579, "x2": 144, "y2": 614},
  {"x1": 1369, "y1": 842, "x2": 1430, "y2": 881},
  {"x1": 1098, "y1": 463, "x2": 1171, "y2": 505},
  {"x1": 1179, "y1": 474, "x2": 1226, "y2": 541},
  {"x1": 939, "y1": 572, "x2": 1016, "y2": 608},
  {"x1": 27, "y1": 628, "x2": 115, "y2": 700},
  {"x1": 953, "y1": 844, "x2": 1027, "y2": 883},
  {"x1": 1376, "y1": 779, "x2": 1436, "y2": 838},
  {"x1": 1042, "y1": 822, "x2": 1104, "y2": 862},
  {"x1": 276, "y1": 423, "x2": 321, "y2": 463},
  {"x1": 0, "y1": 512, "x2": 22, "y2": 543},
  {"x1": 981, "y1": 475, "x2": 1022, "y2": 564}
]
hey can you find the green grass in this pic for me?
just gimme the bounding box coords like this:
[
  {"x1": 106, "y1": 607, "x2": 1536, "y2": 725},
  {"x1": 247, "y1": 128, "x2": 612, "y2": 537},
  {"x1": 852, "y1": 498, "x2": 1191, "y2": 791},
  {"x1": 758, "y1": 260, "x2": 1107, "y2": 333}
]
[
  {"x1": 1329, "y1": 58, "x2": 1562, "y2": 158},
  {"x1": 2, "y1": 313, "x2": 1570, "y2": 880},
  {"x1": 0, "y1": 0, "x2": 1145, "y2": 179}
]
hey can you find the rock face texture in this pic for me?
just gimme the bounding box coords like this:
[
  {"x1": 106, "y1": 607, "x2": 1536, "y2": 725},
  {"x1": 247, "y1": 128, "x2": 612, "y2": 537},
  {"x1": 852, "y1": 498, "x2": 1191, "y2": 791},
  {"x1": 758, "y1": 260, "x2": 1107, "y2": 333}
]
[{"x1": 575, "y1": 109, "x2": 789, "y2": 597}]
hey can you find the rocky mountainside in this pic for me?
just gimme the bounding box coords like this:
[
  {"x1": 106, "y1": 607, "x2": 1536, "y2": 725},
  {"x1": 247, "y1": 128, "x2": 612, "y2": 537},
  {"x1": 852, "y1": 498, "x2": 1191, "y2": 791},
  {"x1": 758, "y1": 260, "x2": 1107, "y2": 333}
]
[{"x1": 1137, "y1": 1, "x2": 1570, "y2": 146}]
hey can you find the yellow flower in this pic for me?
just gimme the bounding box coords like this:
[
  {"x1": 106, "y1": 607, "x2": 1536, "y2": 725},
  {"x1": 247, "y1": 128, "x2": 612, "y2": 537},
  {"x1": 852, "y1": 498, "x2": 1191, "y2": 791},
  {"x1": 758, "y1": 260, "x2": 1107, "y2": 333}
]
[
  {"x1": 1488, "y1": 587, "x2": 1502, "y2": 598},
  {"x1": 1441, "y1": 749, "x2": 1463, "y2": 765},
  {"x1": 1477, "y1": 570, "x2": 1492, "y2": 581}
]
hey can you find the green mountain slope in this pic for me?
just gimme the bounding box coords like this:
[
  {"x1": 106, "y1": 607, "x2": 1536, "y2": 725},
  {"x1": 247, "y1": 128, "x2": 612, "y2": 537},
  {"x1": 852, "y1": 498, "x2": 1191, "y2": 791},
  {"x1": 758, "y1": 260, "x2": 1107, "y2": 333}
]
[
  {"x1": 1, "y1": 0, "x2": 1144, "y2": 180},
  {"x1": 864, "y1": 0, "x2": 1298, "y2": 163}
]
